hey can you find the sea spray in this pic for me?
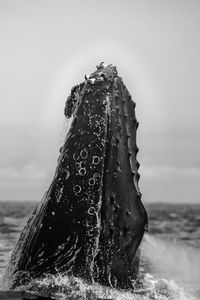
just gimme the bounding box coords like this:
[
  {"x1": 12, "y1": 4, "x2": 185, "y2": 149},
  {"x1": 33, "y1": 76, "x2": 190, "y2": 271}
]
[
  {"x1": 142, "y1": 234, "x2": 200, "y2": 285},
  {"x1": 19, "y1": 272, "x2": 198, "y2": 300},
  {"x1": 2, "y1": 235, "x2": 199, "y2": 299}
]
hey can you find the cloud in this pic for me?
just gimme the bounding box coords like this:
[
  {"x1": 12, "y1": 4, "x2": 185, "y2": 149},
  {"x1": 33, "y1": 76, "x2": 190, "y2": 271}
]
[
  {"x1": 140, "y1": 165, "x2": 200, "y2": 203},
  {"x1": 0, "y1": 164, "x2": 49, "y2": 201},
  {"x1": 0, "y1": 164, "x2": 46, "y2": 186},
  {"x1": 141, "y1": 165, "x2": 200, "y2": 179}
]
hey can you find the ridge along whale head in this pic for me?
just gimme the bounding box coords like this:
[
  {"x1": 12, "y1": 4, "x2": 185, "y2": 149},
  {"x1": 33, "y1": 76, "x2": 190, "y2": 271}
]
[{"x1": 5, "y1": 63, "x2": 148, "y2": 290}]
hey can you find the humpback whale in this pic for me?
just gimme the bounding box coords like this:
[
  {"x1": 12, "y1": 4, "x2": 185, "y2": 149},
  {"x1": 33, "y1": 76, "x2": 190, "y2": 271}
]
[{"x1": 5, "y1": 63, "x2": 148, "y2": 290}]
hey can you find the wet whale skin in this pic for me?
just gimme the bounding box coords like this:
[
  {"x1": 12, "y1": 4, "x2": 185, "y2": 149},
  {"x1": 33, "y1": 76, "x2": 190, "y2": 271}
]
[{"x1": 5, "y1": 64, "x2": 148, "y2": 289}]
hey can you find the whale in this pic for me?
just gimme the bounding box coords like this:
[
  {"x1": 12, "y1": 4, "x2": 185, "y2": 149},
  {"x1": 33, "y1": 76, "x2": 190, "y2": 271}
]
[{"x1": 5, "y1": 63, "x2": 148, "y2": 290}]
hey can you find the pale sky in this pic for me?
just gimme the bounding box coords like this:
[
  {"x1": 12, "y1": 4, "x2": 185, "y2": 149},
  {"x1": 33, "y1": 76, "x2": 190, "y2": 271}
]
[{"x1": 0, "y1": 0, "x2": 200, "y2": 203}]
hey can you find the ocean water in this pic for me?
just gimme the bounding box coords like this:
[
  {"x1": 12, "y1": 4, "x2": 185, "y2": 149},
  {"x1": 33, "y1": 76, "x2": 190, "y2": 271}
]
[{"x1": 0, "y1": 201, "x2": 200, "y2": 300}]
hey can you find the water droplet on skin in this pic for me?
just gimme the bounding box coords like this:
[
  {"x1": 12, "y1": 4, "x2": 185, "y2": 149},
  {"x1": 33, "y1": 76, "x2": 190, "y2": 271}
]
[
  {"x1": 73, "y1": 153, "x2": 78, "y2": 160},
  {"x1": 38, "y1": 251, "x2": 44, "y2": 258},
  {"x1": 93, "y1": 172, "x2": 100, "y2": 178},
  {"x1": 117, "y1": 163, "x2": 121, "y2": 172},
  {"x1": 55, "y1": 187, "x2": 64, "y2": 203},
  {"x1": 113, "y1": 171, "x2": 117, "y2": 179},
  {"x1": 66, "y1": 170, "x2": 70, "y2": 179},
  {"x1": 89, "y1": 78, "x2": 96, "y2": 84},
  {"x1": 88, "y1": 194, "x2": 95, "y2": 201}
]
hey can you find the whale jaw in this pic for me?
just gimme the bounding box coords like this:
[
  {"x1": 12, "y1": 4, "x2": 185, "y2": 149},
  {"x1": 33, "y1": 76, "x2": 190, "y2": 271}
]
[{"x1": 5, "y1": 64, "x2": 148, "y2": 290}]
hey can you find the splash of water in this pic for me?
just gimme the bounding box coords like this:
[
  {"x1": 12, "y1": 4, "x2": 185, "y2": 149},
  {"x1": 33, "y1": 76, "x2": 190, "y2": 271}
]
[
  {"x1": 141, "y1": 234, "x2": 200, "y2": 299},
  {"x1": 5, "y1": 272, "x2": 196, "y2": 300},
  {"x1": 142, "y1": 234, "x2": 200, "y2": 285},
  {"x1": 1, "y1": 233, "x2": 200, "y2": 299}
]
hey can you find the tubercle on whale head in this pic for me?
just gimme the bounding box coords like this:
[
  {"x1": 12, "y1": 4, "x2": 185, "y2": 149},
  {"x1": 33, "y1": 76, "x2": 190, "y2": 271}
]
[{"x1": 144, "y1": 224, "x2": 149, "y2": 232}]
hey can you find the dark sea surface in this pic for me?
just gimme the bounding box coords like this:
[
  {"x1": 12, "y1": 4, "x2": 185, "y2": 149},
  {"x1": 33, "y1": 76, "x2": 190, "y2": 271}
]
[{"x1": 0, "y1": 201, "x2": 200, "y2": 299}]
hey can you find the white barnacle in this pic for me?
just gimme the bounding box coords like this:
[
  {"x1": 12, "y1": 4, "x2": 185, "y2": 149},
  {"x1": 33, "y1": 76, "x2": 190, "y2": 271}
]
[
  {"x1": 38, "y1": 251, "x2": 44, "y2": 258},
  {"x1": 88, "y1": 207, "x2": 96, "y2": 215},
  {"x1": 89, "y1": 178, "x2": 95, "y2": 186},
  {"x1": 92, "y1": 156, "x2": 100, "y2": 165},
  {"x1": 73, "y1": 153, "x2": 78, "y2": 160},
  {"x1": 88, "y1": 229, "x2": 94, "y2": 236},
  {"x1": 73, "y1": 185, "x2": 81, "y2": 194},
  {"x1": 76, "y1": 162, "x2": 81, "y2": 170},
  {"x1": 80, "y1": 148, "x2": 88, "y2": 159},
  {"x1": 78, "y1": 167, "x2": 86, "y2": 176}
]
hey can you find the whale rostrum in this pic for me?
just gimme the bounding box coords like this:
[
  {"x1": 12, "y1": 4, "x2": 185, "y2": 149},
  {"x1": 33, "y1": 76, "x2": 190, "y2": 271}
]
[{"x1": 5, "y1": 63, "x2": 148, "y2": 289}]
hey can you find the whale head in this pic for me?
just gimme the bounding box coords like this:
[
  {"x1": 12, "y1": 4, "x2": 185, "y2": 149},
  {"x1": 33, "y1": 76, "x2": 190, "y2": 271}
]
[{"x1": 5, "y1": 63, "x2": 148, "y2": 290}]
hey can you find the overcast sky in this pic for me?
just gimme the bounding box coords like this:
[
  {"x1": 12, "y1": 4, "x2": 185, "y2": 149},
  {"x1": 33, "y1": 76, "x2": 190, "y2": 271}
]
[{"x1": 0, "y1": 0, "x2": 200, "y2": 203}]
